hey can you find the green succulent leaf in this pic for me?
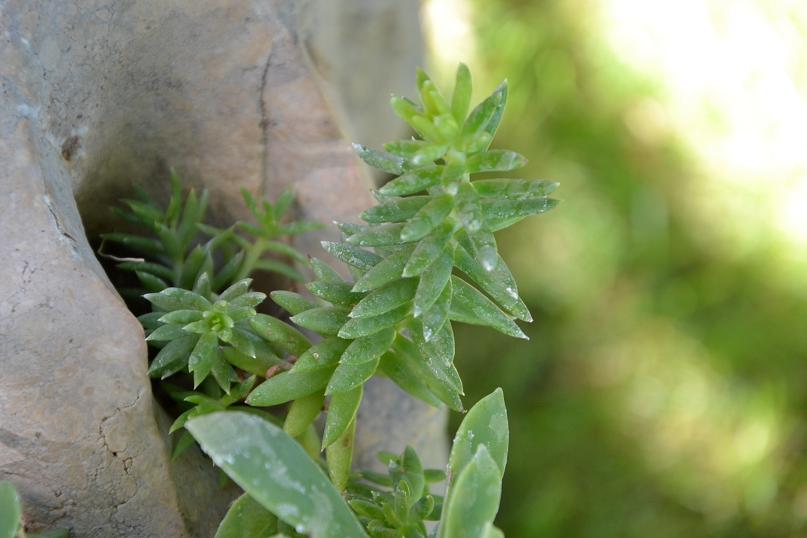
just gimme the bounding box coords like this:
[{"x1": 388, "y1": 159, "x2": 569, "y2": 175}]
[
  {"x1": 270, "y1": 290, "x2": 318, "y2": 315},
  {"x1": 413, "y1": 249, "x2": 453, "y2": 318},
  {"x1": 439, "y1": 446, "x2": 502, "y2": 538},
  {"x1": 350, "y1": 279, "x2": 417, "y2": 318},
  {"x1": 214, "y1": 493, "x2": 278, "y2": 538},
  {"x1": 472, "y1": 179, "x2": 558, "y2": 199},
  {"x1": 322, "y1": 385, "x2": 363, "y2": 448},
  {"x1": 338, "y1": 305, "x2": 409, "y2": 339},
  {"x1": 0, "y1": 481, "x2": 21, "y2": 538},
  {"x1": 290, "y1": 307, "x2": 350, "y2": 336},
  {"x1": 354, "y1": 144, "x2": 406, "y2": 175},
  {"x1": 448, "y1": 276, "x2": 527, "y2": 340},
  {"x1": 250, "y1": 314, "x2": 311, "y2": 357},
  {"x1": 451, "y1": 63, "x2": 472, "y2": 123},
  {"x1": 449, "y1": 387, "x2": 509, "y2": 479},
  {"x1": 187, "y1": 412, "x2": 368, "y2": 538},
  {"x1": 326, "y1": 355, "x2": 381, "y2": 395},
  {"x1": 377, "y1": 167, "x2": 442, "y2": 197},
  {"x1": 246, "y1": 366, "x2": 334, "y2": 407},
  {"x1": 362, "y1": 196, "x2": 430, "y2": 224},
  {"x1": 322, "y1": 241, "x2": 383, "y2": 270},
  {"x1": 351, "y1": 248, "x2": 412, "y2": 293},
  {"x1": 283, "y1": 391, "x2": 325, "y2": 438}
]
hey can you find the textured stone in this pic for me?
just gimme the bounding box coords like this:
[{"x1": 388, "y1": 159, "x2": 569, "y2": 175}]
[{"x1": 1, "y1": 0, "x2": 443, "y2": 535}]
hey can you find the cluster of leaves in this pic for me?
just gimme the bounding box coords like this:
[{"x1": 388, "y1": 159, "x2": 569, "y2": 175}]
[
  {"x1": 102, "y1": 171, "x2": 316, "y2": 297},
  {"x1": 346, "y1": 448, "x2": 445, "y2": 537},
  {"x1": 186, "y1": 387, "x2": 509, "y2": 538},
  {"x1": 104, "y1": 176, "x2": 320, "y2": 457},
  {"x1": 0, "y1": 482, "x2": 67, "y2": 538}
]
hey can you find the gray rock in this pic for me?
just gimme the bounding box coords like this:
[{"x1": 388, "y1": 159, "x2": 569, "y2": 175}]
[{"x1": 0, "y1": 0, "x2": 444, "y2": 535}]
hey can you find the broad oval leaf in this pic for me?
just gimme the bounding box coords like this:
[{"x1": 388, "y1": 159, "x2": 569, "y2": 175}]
[
  {"x1": 187, "y1": 412, "x2": 368, "y2": 538},
  {"x1": 439, "y1": 446, "x2": 502, "y2": 538},
  {"x1": 449, "y1": 387, "x2": 509, "y2": 479}
]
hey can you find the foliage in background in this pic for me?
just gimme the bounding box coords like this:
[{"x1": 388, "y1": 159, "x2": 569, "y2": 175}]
[{"x1": 419, "y1": 1, "x2": 807, "y2": 537}]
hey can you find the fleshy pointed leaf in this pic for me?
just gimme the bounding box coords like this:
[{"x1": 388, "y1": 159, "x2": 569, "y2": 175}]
[
  {"x1": 378, "y1": 167, "x2": 442, "y2": 197},
  {"x1": 321, "y1": 241, "x2": 382, "y2": 270},
  {"x1": 354, "y1": 144, "x2": 406, "y2": 174},
  {"x1": 481, "y1": 197, "x2": 560, "y2": 232},
  {"x1": 362, "y1": 197, "x2": 430, "y2": 224},
  {"x1": 326, "y1": 356, "x2": 381, "y2": 395},
  {"x1": 322, "y1": 385, "x2": 363, "y2": 448},
  {"x1": 246, "y1": 367, "x2": 334, "y2": 406},
  {"x1": 467, "y1": 150, "x2": 526, "y2": 174},
  {"x1": 144, "y1": 287, "x2": 211, "y2": 312},
  {"x1": 290, "y1": 307, "x2": 349, "y2": 336},
  {"x1": 350, "y1": 279, "x2": 417, "y2": 318},
  {"x1": 338, "y1": 304, "x2": 409, "y2": 339},
  {"x1": 283, "y1": 391, "x2": 325, "y2": 438},
  {"x1": 472, "y1": 179, "x2": 558, "y2": 199},
  {"x1": 413, "y1": 249, "x2": 453, "y2": 317},
  {"x1": 250, "y1": 314, "x2": 311, "y2": 357},
  {"x1": 352, "y1": 247, "x2": 412, "y2": 293},
  {"x1": 451, "y1": 63, "x2": 472, "y2": 123},
  {"x1": 449, "y1": 276, "x2": 527, "y2": 339},
  {"x1": 454, "y1": 245, "x2": 531, "y2": 322},
  {"x1": 270, "y1": 291, "x2": 318, "y2": 316},
  {"x1": 402, "y1": 226, "x2": 452, "y2": 278},
  {"x1": 400, "y1": 194, "x2": 454, "y2": 242}
]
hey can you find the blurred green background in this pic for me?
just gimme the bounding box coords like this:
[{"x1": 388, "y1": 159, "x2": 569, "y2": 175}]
[{"x1": 420, "y1": 0, "x2": 807, "y2": 536}]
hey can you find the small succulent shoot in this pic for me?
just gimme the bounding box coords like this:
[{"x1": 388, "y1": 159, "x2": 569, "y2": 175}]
[
  {"x1": 103, "y1": 171, "x2": 312, "y2": 297},
  {"x1": 246, "y1": 64, "x2": 558, "y2": 489},
  {"x1": 142, "y1": 278, "x2": 294, "y2": 392},
  {"x1": 346, "y1": 446, "x2": 445, "y2": 537}
]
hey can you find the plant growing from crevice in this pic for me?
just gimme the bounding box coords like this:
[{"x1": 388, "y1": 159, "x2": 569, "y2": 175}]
[
  {"x1": 36, "y1": 63, "x2": 557, "y2": 537},
  {"x1": 152, "y1": 65, "x2": 557, "y2": 536}
]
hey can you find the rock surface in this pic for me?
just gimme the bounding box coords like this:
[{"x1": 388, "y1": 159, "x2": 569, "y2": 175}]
[{"x1": 0, "y1": 0, "x2": 444, "y2": 536}]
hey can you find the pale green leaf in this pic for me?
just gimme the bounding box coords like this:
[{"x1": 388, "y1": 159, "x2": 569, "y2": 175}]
[
  {"x1": 322, "y1": 385, "x2": 363, "y2": 448},
  {"x1": 215, "y1": 493, "x2": 277, "y2": 538},
  {"x1": 187, "y1": 412, "x2": 367, "y2": 538}
]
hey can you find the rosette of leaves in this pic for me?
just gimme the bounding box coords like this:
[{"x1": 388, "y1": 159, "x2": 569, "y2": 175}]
[
  {"x1": 140, "y1": 276, "x2": 316, "y2": 457},
  {"x1": 102, "y1": 171, "x2": 315, "y2": 297},
  {"x1": 245, "y1": 64, "x2": 558, "y2": 487},
  {"x1": 346, "y1": 447, "x2": 445, "y2": 538}
]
